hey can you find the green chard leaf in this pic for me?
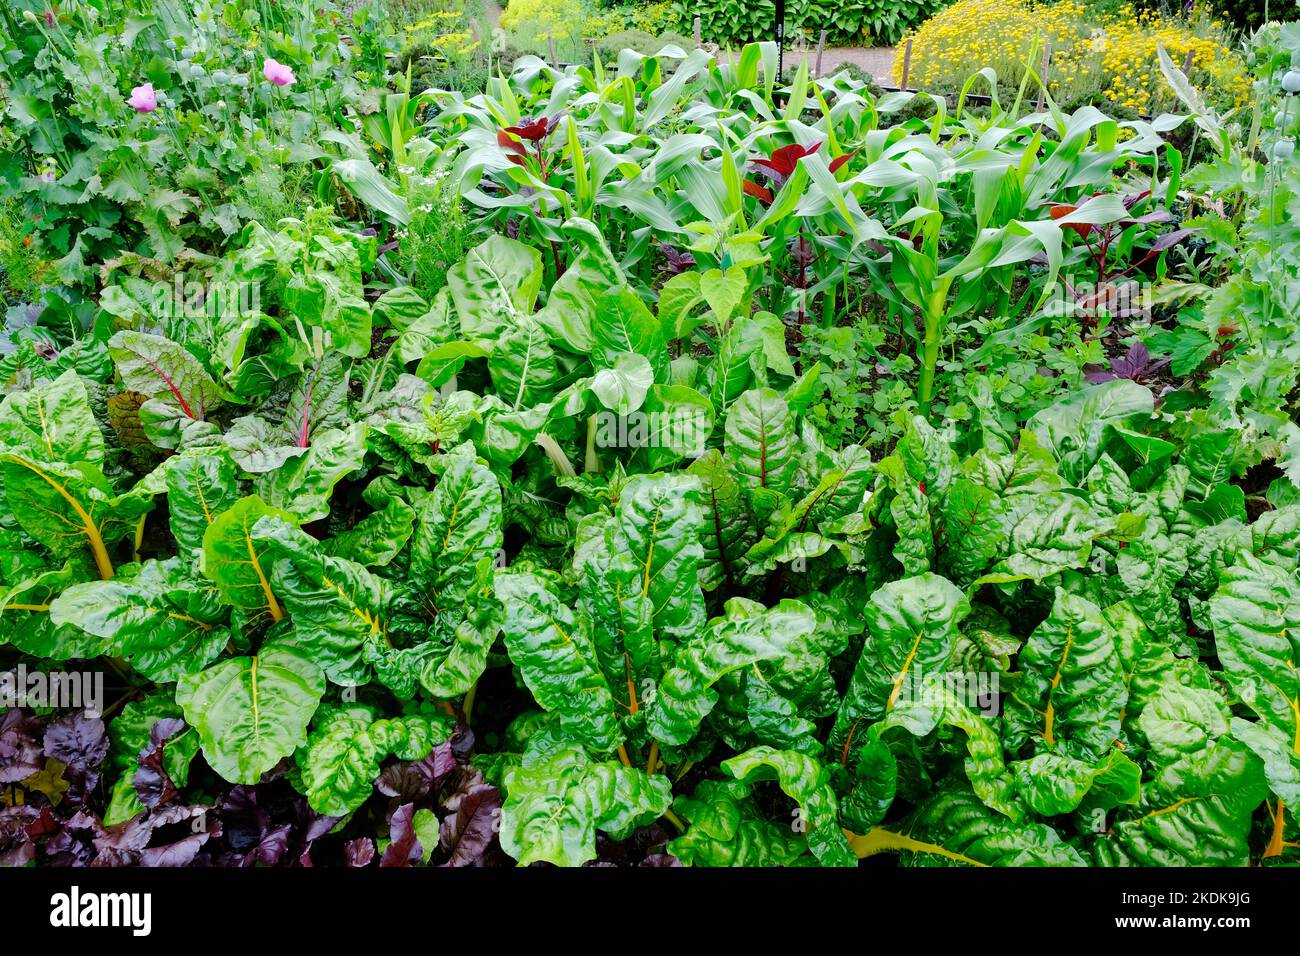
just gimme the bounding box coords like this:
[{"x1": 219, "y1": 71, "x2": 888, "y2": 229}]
[{"x1": 176, "y1": 645, "x2": 326, "y2": 785}]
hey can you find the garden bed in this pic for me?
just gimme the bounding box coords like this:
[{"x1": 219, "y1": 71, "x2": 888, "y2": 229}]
[{"x1": 1, "y1": 0, "x2": 1299, "y2": 872}]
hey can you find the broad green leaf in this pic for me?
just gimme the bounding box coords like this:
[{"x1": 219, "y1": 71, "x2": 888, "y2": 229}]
[
  {"x1": 420, "y1": 563, "x2": 501, "y2": 698},
  {"x1": 688, "y1": 449, "x2": 753, "y2": 591},
  {"x1": 165, "y1": 453, "x2": 241, "y2": 554},
  {"x1": 1209, "y1": 554, "x2": 1300, "y2": 747},
  {"x1": 591, "y1": 286, "x2": 667, "y2": 374},
  {"x1": 647, "y1": 598, "x2": 817, "y2": 747},
  {"x1": 253, "y1": 516, "x2": 391, "y2": 686},
  {"x1": 321, "y1": 497, "x2": 415, "y2": 567},
  {"x1": 50, "y1": 558, "x2": 228, "y2": 682},
  {"x1": 107, "y1": 331, "x2": 223, "y2": 423},
  {"x1": 1004, "y1": 589, "x2": 1125, "y2": 759},
  {"x1": 0, "y1": 369, "x2": 104, "y2": 464},
  {"x1": 175, "y1": 645, "x2": 325, "y2": 785},
  {"x1": 448, "y1": 234, "x2": 543, "y2": 344},
  {"x1": 869, "y1": 685, "x2": 1022, "y2": 821},
  {"x1": 984, "y1": 492, "x2": 1110, "y2": 583},
  {"x1": 1010, "y1": 750, "x2": 1141, "y2": 816},
  {"x1": 255, "y1": 423, "x2": 367, "y2": 522},
  {"x1": 200, "y1": 496, "x2": 298, "y2": 626},
  {"x1": 668, "y1": 779, "x2": 806, "y2": 866},
  {"x1": 699, "y1": 267, "x2": 747, "y2": 330},
  {"x1": 1028, "y1": 380, "x2": 1154, "y2": 484},
  {"x1": 850, "y1": 788, "x2": 1087, "y2": 866},
  {"x1": 533, "y1": 218, "x2": 625, "y2": 352},
  {"x1": 0, "y1": 561, "x2": 110, "y2": 659},
  {"x1": 1, "y1": 455, "x2": 151, "y2": 581},
  {"x1": 1137, "y1": 682, "x2": 1230, "y2": 762},
  {"x1": 223, "y1": 415, "x2": 309, "y2": 474},
  {"x1": 489, "y1": 318, "x2": 563, "y2": 410},
  {"x1": 636, "y1": 385, "x2": 714, "y2": 469},
  {"x1": 591, "y1": 352, "x2": 654, "y2": 416},
  {"x1": 574, "y1": 516, "x2": 657, "y2": 723},
  {"x1": 611, "y1": 473, "x2": 706, "y2": 641},
  {"x1": 1209, "y1": 553, "x2": 1300, "y2": 799},
  {"x1": 409, "y1": 454, "x2": 503, "y2": 609},
  {"x1": 725, "y1": 388, "x2": 796, "y2": 497},
  {"x1": 831, "y1": 573, "x2": 969, "y2": 749},
  {"x1": 1093, "y1": 739, "x2": 1266, "y2": 866}
]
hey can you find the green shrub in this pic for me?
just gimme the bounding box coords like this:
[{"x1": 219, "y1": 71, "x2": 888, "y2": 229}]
[
  {"x1": 594, "y1": 28, "x2": 698, "y2": 58},
  {"x1": 672, "y1": 0, "x2": 951, "y2": 47}
]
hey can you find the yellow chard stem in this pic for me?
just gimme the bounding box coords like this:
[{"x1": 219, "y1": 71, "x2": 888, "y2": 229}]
[{"x1": 843, "y1": 826, "x2": 987, "y2": 866}]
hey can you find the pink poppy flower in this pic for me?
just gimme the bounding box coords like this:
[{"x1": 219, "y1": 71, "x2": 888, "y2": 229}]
[
  {"x1": 127, "y1": 83, "x2": 158, "y2": 113},
  {"x1": 263, "y1": 58, "x2": 296, "y2": 87}
]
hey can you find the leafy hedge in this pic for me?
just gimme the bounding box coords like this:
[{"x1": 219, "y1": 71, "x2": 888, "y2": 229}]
[
  {"x1": 672, "y1": 0, "x2": 951, "y2": 47},
  {"x1": 1208, "y1": 0, "x2": 1288, "y2": 31}
]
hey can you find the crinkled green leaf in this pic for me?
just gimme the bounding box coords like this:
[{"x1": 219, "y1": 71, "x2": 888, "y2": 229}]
[
  {"x1": 668, "y1": 779, "x2": 807, "y2": 866},
  {"x1": 499, "y1": 745, "x2": 671, "y2": 866},
  {"x1": 496, "y1": 570, "x2": 622, "y2": 754},
  {"x1": 648, "y1": 598, "x2": 817, "y2": 747},
  {"x1": 831, "y1": 573, "x2": 969, "y2": 750},
  {"x1": 1003, "y1": 589, "x2": 1125, "y2": 759},
  {"x1": 721, "y1": 746, "x2": 854, "y2": 867},
  {"x1": 296, "y1": 704, "x2": 452, "y2": 816}
]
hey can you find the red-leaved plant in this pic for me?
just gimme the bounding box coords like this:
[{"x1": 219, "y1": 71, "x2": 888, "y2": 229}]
[
  {"x1": 497, "y1": 113, "x2": 565, "y2": 176},
  {"x1": 742, "y1": 141, "x2": 855, "y2": 205}
]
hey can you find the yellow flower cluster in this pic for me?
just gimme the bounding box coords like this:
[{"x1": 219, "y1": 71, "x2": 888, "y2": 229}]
[
  {"x1": 896, "y1": 0, "x2": 1083, "y2": 88},
  {"x1": 403, "y1": 9, "x2": 464, "y2": 48},
  {"x1": 897, "y1": 0, "x2": 1249, "y2": 114},
  {"x1": 431, "y1": 29, "x2": 481, "y2": 58}
]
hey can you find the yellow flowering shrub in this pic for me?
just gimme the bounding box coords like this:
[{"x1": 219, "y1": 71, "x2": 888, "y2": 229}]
[
  {"x1": 628, "y1": 1, "x2": 676, "y2": 34},
  {"x1": 499, "y1": 0, "x2": 588, "y2": 40},
  {"x1": 897, "y1": 0, "x2": 1084, "y2": 90},
  {"x1": 581, "y1": 10, "x2": 629, "y2": 39},
  {"x1": 898, "y1": 0, "x2": 1249, "y2": 114},
  {"x1": 499, "y1": 0, "x2": 660, "y2": 54}
]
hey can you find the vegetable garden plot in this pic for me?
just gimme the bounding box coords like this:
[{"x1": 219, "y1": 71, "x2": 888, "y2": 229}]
[{"x1": 2, "y1": 3, "x2": 1300, "y2": 869}]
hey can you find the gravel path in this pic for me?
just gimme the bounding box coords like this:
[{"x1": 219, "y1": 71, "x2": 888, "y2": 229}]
[{"x1": 810, "y1": 46, "x2": 897, "y2": 85}]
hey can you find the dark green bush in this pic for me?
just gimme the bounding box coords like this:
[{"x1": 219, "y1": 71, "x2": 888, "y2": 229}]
[
  {"x1": 672, "y1": 0, "x2": 952, "y2": 47},
  {"x1": 1205, "y1": 0, "x2": 1284, "y2": 31}
]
